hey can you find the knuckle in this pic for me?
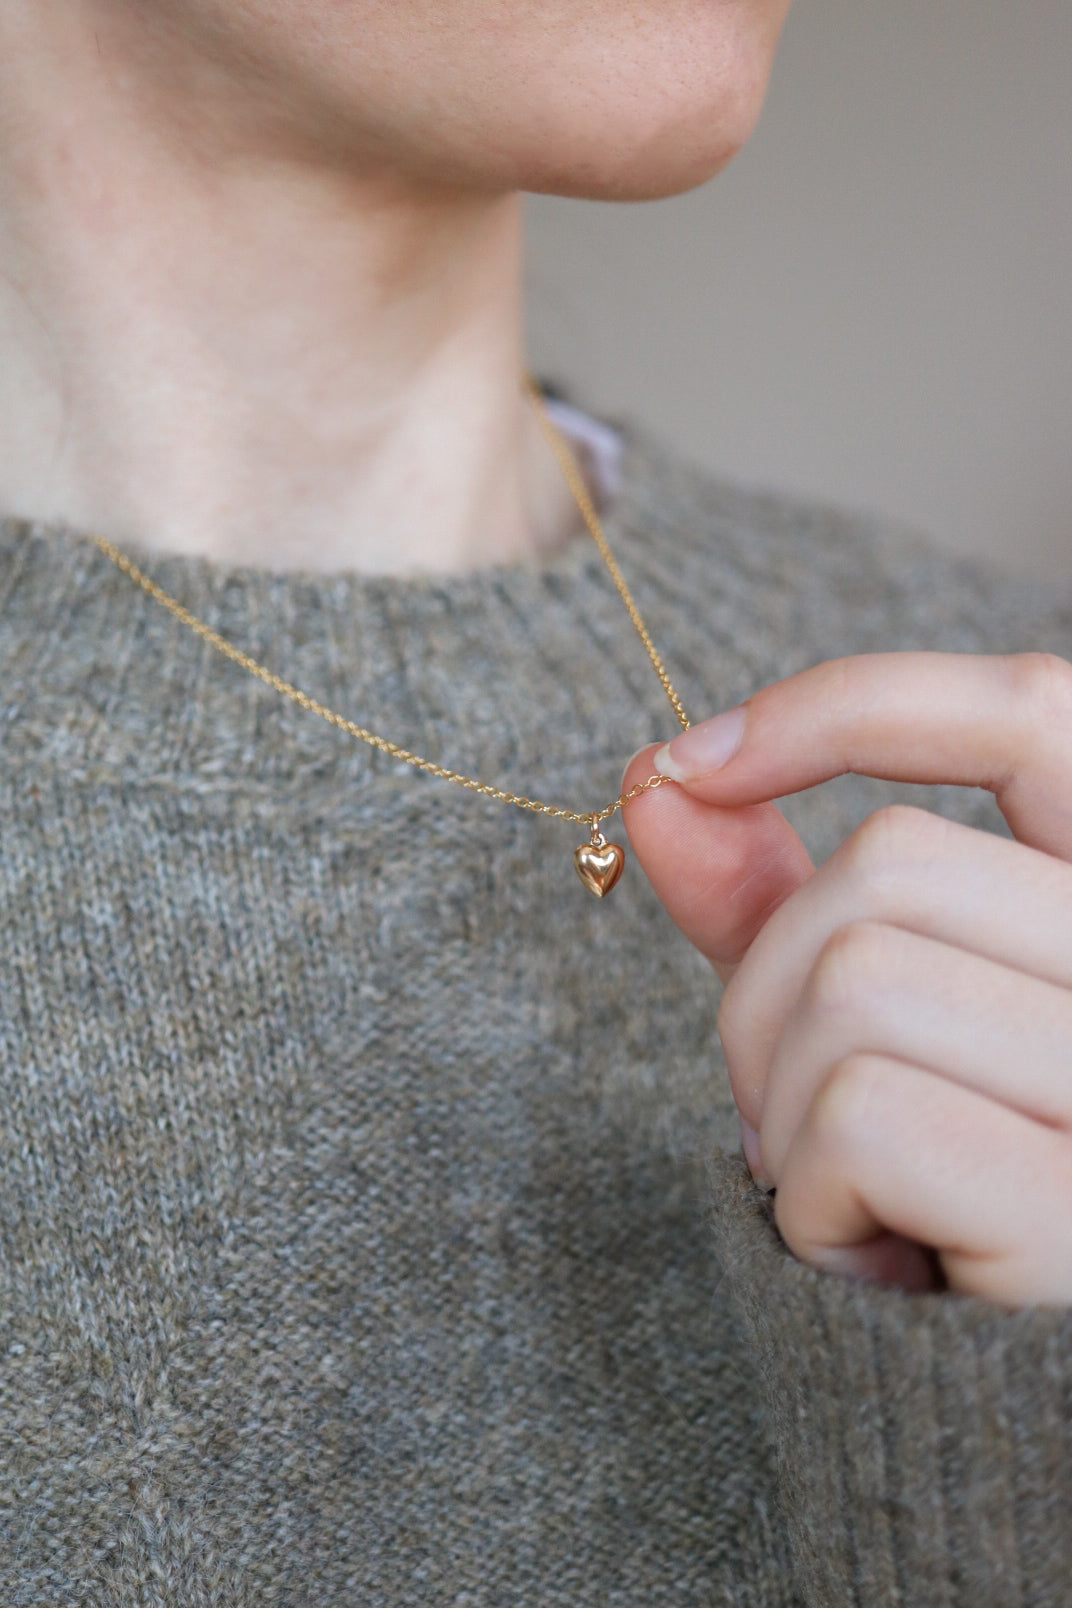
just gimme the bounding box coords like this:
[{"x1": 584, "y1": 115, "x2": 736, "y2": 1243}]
[
  {"x1": 1005, "y1": 652, "x2": 1072, "y2": 727},
  {"x1": 806, "y1": 1054, "x2": 886, "y2": 1158},
  {"x1": 806, "y1": 919, "x2": 892, "y2": 1016},
  {"x1": 842, "y1": 803, "x2": 938, "y2": 893}
]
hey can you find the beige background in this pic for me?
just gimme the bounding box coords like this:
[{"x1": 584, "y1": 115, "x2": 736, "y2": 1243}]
[{"x1": 526, "y1": 0, "x2": 1072, "y2": 579}]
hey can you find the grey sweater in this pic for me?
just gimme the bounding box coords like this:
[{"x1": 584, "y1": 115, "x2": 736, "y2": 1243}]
[{"x1": 1, "y1": 406, "x2": 1071, "y2": 1606}]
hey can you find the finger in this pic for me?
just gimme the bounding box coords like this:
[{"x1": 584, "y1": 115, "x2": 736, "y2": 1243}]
[
  {"x1": 758, "y1": 921, "x2": 1072, "y2": 1181},
  {"x1": 620, "y1": 745, "x2": 814, "y2": 980},
  {"x1": 775, "y1": 1053, "x2": 1072, "y2": 1306},
  {"x1": 719, "y1": 806, "x2": 1072, "y2": 1124},
  {"x1": 654, "y1": 652, "x2": 1072, "y2": 859}
]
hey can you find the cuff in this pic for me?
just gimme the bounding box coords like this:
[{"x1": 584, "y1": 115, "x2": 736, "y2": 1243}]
[{"x1": 710, "y1": 1152, "x2": 1072, "y2": 1608}]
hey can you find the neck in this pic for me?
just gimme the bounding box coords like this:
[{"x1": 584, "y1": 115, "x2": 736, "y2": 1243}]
[{"x1": 0, "y1": 10, "x2": 583, "y2": 575}]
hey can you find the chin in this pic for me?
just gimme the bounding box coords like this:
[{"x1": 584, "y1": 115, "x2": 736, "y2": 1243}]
[
  {"x1": 532, "y1": 93, "x2": 769, "y2": 204},
  {"x1": 266, "y1": 0, "x2": 790, "y2": 204},
  {"x1": 505, "y1": 14, "x2": 785, "y2": 203}
]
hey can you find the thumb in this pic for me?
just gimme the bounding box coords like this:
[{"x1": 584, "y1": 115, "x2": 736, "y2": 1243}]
[{"x1": 620, "y1": 745, "x2": 814, "y2": 982}]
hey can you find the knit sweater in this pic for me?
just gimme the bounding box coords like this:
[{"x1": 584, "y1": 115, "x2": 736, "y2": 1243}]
[{"x1": 1, "y1": 403, "x2": 1071, "y2": 1607}]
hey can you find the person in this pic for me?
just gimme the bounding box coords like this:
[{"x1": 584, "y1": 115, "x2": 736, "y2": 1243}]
[{"x1": 0, "y1": 1, "x2": 1069, "y2": 1603}]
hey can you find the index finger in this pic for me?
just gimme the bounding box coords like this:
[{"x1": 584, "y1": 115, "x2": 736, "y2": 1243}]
[{"x1": 653, "y1": 652, "x2": 1072, "y2": 860}]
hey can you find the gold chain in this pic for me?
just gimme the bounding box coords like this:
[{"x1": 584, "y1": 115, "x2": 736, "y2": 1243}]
[{"x1": 90, "y1": 375, "x2": 690, "y2": 834}]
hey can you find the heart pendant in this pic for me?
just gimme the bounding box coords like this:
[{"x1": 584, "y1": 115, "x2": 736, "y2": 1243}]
[{"x1": 574, "y1": 833, "x2": 626, "y2": 898}]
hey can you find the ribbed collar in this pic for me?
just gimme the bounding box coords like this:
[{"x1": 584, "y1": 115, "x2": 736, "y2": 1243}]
[{"x1": 0, "y1": 410, "x2": 717, "y2": 810}]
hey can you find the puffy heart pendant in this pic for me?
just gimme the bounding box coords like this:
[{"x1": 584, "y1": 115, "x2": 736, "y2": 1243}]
[{"x1": 574, "y1": 830, "x2": 626, "y2": 898}]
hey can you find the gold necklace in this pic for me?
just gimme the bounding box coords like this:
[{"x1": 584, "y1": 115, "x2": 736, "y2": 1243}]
[{"x1": 90, "y1": 376, "x2": 691, "y2": 898}]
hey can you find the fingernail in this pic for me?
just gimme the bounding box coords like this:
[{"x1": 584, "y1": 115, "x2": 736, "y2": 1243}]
[{"x1": 654, "y1": 706, "x2": 746, "y2": 783}]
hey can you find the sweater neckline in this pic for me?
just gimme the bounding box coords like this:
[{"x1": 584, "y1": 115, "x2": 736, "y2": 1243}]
[{"x1": 0, "y1": 407, "x2": 695, "y2": 802}]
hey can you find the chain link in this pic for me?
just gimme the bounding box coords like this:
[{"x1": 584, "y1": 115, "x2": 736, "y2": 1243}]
[{"x1": 91, "y1": 377, "x2": 691, "y2": 832}]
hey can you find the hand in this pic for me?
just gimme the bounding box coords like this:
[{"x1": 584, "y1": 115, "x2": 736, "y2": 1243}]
[{"x1": 622, "y1": 652, "x2": 1072, "y2": 1307}]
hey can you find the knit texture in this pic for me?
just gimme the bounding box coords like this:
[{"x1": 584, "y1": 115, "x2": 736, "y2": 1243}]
[{"x1": 1, "y1": 405, "x2": 1071, "y2": 1605}]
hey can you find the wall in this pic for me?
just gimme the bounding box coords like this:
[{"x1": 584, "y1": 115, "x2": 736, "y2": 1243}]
[{"x1": 526, "y1": 0, "x2": 1072, "y2": 578}]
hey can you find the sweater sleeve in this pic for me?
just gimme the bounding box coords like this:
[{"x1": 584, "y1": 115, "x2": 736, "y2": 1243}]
[{"x1": 709, "y1": 1152, "x2": 1072, "y2": 1608}]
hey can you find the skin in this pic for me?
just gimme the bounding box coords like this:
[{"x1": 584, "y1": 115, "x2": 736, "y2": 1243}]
[
  {"x1": 623, "y1": 652, "x2": 1072, "y2": 1307},
  {"x1": 0, "y1": 0, "x2": 790, "y2": 572},
  {"x1": 4, "y1": 1, "x2": 1064, "y2": 1308}
]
